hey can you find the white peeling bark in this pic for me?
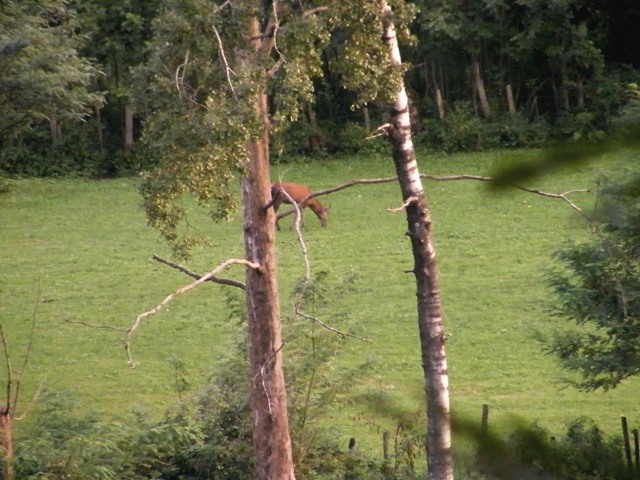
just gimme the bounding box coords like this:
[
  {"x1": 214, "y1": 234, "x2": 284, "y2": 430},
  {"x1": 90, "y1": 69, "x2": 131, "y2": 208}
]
[{"x1": 381, "y1": 3, "x2": 454, "y2": 480}]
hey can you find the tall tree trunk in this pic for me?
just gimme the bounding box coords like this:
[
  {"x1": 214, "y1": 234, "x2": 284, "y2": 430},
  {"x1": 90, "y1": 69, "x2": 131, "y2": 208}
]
[
  {"x1": 49, "y1": 115, "x2": 61, "y2": 140},
  {"x1": 471, "y1": 56, "x2": 491, "y2": 118},
  {"x1": 363, "y1": 105, "x2": 371, "y2": 130},
  {"x1": 506, "y1": 84, "x2": 516, "y2": 117},
  {"x1": 124, "y1": 104, "x2": 134, "y2": 150},
  {"x1": 0, "y1": 409, "x2": 14, "y2": 480},
  {"x1": 430, "y1": 58, "x2": 446, "y2": 119},
  {"x1": 381, "y1": 4, "x2": 453, "y2": 480},
  {"x1": 242, "y1": 15, "x2": 296, "y2": 480},
  {"x1": 435, "y1": 87, "x2": 445, "y2": 120},
  {"x1": 95, "y1": 105, "x2": 104, "y2": 153},
  {"x1": 576, "y1": 80, "x2": 585, "y2": 109}
]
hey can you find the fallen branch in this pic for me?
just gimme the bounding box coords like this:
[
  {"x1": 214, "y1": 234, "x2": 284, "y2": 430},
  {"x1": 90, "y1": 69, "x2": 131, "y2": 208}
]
[{"x1": 125, "y1": 258, "x2": 261, "y2": 367}]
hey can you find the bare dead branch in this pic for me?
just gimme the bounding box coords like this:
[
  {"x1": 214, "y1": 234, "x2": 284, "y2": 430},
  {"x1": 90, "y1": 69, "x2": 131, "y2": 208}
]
[
  {"x1": 274, "y1": 178, "x2": 369, "y2": 341},
  {"x1": 175, "y1": 49, "x2": 189, "y2": 94},
  {"x1": 270, "y1": 0, "x2": 284, "y2": 61},
  {"x1": 13, "y1": 287, "x2": 41, "y2": 412},
  {"x1": 212, "y1": 25, "x2": 237, "y2": 99},
  {"x1": 267, "y1": 57, "x2": 286, "y2": 77},
  {"x1": 152, "y1": 254, "x2": 246, "y2": 290},
  {"x1": 0, "y1": 325, "x2": 12, "y2": 409},
  {"x1": 213, "y1": 0, "x2": 235, "y2": 14},
  {"x1": 64, "y1": 320, "x2": 127, "y2": 332},
  {"x1": 303, "y1": 6, "x2": 329, "y2": 16},
  {"x1": 278, "y1": 187, "x2": 310, "y2": 281},
  {"x1": 293, "y1": 307, "x2": 371, "y2": 342},
  {"x1": 255, "y1": 342, "x2": 286, "y2": 415},
  {"x1": 297, "y1": 173, "x2": 593, "y2": 223},
  {"x1": 388, "y1": 195, "x2": 419, "y2": 212},
  {"x1": 272, "y1": 172, "x2": 591, "y2": 344},
  {"x1": 125, "y1": 258, "x2": 261, "y2": 368},
  {"x1": 14, "y1": 381, "x2": 45, "y2": 421}
]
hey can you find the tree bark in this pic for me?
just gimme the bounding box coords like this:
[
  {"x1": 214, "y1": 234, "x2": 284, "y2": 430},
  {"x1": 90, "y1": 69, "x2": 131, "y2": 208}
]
[
  {"x1": 471, "y1": 56, "x2": 491, "y2": 118},
  {"x1": 381, "y1": 4, "x2": 453, "y2": 480},
  {"x1": 49, "y1": 115, "x2": 61, "y2": 140},
  {"x1": 95, "y1": 105, "x2": 104, "y2": 153},
  {"x1": 124, "y1": 104, "x2": 134, "y2": 150},
  {"x1": 435, "y1": 87, "x2": 445, "y2": 120},
  {"x1": 242, "y1": 15, "x2": 296, "y2": 480},
  {"x1": 0, "y1": 409, "x2": 14, "y2": 480},
  {"x1": 363, "y1": 105, "x2": 371, "y2": 130},
  {"x1": 506, "y1": 84, "x2": 516, "y2": 117}
]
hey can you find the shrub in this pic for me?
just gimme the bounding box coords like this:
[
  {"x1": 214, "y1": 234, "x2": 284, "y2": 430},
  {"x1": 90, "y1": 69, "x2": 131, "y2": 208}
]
[
  {"x1": 0, "y1": 123, "x2": 155, "y2": 178},
  {"x1": 272, "y1": 120, "x2": 387, "y2": 163},
  {"x1": 465, "y1": 417, "x2": 631, "y2": 480},
  {"x1": 417, "y1": 103, "x2": 551, "y2": 153}
]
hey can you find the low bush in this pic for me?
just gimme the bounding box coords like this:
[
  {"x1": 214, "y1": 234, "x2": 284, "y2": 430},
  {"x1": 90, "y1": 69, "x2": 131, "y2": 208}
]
[
  {"x1": 0, "y1": 124, "x2": 155, "y2": 178},
  {"x1": 272, "y1": 120, "x2": 387, "y2": 162},
  {"x1": 462, "y1": 417, "x2": 631, "y2": 480},
  {"x1": 416, "y1": 102, "x2": 551, "y2": 152}
]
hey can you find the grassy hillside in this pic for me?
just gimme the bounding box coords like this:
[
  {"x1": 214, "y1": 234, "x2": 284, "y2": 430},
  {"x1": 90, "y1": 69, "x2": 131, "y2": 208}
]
[{"x1": 1, "y1": 148, "x2": 639, "y2": 453}]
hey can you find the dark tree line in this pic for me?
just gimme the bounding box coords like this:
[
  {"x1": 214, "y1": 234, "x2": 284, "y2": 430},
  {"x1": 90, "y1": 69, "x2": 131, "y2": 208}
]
[{"x1": 0, "y1": 0, "x2": 638, "y2": 177}]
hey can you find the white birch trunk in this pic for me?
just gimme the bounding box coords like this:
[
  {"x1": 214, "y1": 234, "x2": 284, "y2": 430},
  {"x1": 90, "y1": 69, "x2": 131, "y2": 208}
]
[{"x1": 381, "y1": 3, "x2": 453, "y2": 480}]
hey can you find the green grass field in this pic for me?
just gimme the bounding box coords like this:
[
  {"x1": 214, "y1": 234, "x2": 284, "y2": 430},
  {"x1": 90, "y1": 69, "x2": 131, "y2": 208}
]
[{"x1": 1, "y1": 147, "x2": 639, "y2": 454}]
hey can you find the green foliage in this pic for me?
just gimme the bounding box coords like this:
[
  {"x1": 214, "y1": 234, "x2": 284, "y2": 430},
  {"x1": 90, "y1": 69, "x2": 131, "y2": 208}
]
[
  {"x1": 273, "y1": 120, "x2": 387, "y2": 161},
  {"x1": 327, "y1": 0, "x2": 417, "y2": 108},
  {"x1": 131, "y1": 0, "x2": 418, "y2": 255},
  {"x1": 0, "y1": 0, "x2": 638, "y2": 178},
  {"x1": 15, "y1": 390, "x2": 115, "y2": 480},
  {"x1": 417, "y1": 103, "x2": 550, "y2": 152},
  {"x1": 545, "y1": 174, "x2": 640, "y2": 390},
  {"x1": 12, "y1": 384, "x2": 632, "y2": 479},
  {"x1": 504, "y1": 417, "x2": 629, "y2": 480},
  {"x1": 15, "y1": 389, "x2": 204, "y2": 480},
  {"x1": 0, "y1": 0, "x2": 103, "y2": 143},
  {"x1": 456, "y1": 417, "x2": 630, "y2": 479},
  {"x1": 617, "y1": 83, "x2": 640, "y2": 127},
  {"x1": 0, "y1": 123, "x2": 154, "y2": 178}
]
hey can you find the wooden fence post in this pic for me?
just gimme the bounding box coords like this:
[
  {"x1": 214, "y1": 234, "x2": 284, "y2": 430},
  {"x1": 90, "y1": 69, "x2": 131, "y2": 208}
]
[
  {"x1": 383, "y1": 431, "x2": 389, "y2": 461},
  {"x1": 481, "y1": 404, "x2": 489, "y2": 435},
  {"x1": 621, "y1": 416, "x2": 633, "y2": 471},
  {"x1": 633, "y1": 428, "x2": 639, "y2": 473}
]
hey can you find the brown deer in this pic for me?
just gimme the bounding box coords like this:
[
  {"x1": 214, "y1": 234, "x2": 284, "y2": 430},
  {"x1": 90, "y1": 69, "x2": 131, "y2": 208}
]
[{"x1": 269, "y1": 182, "x2": 328, "y2": 230}]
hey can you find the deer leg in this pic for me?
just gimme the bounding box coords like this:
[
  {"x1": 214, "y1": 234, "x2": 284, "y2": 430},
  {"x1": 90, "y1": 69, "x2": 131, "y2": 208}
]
[{"x1": 272, "y1": 201, "x2": 282, "y2": 231}]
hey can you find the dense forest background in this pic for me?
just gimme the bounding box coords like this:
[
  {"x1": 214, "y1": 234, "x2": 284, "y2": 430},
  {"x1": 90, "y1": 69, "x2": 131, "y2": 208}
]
[{"x1": 1, "y1": 0, "x2": 639, "y2": 177}]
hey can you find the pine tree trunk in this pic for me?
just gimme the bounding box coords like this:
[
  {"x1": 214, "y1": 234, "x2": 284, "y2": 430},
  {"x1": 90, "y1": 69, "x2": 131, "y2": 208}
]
[
  {"x1": 242, "y1": 15, "x2": 296, "y2": 480},
  {"x1": 381, "y1": 4, "x2": 453, "y2": 480}
]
